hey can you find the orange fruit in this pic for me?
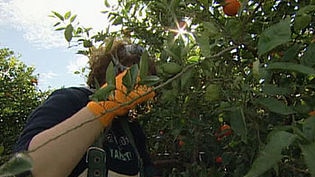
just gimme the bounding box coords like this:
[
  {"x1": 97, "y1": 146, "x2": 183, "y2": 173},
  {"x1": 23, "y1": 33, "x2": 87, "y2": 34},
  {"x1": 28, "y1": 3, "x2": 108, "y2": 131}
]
[
  {"x1": 308, "y1": 110, "x2": 315, "y2": 116},
  {"x1": 215, "y1": 156, "x2": 223, "y2": 163},
  {"x1": 178, "y1": 140, "x2": 185, "y2": 147},
  {"x1": 223, "y1": 0, "x2": 241, "y2": 16},
  {"x1": 215, "y1": 124, "x2": 232, "y2": 141}
]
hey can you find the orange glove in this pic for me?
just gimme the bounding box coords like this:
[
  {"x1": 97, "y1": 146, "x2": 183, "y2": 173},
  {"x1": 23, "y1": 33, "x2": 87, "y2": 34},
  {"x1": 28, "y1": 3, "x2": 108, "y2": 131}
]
[{"x1": 87, "y1": 70, "x2": 155, "y2": 127}]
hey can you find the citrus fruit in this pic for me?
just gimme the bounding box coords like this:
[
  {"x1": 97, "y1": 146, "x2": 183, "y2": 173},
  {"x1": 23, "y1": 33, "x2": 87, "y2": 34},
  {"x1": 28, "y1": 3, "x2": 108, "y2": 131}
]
[{"x1": 223, "y1": 0, "x2": 241, "y2": 16}]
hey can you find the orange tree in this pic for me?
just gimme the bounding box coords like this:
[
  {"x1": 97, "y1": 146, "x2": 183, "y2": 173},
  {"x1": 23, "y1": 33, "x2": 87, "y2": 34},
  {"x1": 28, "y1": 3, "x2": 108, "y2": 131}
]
[
  {"x1": 51, "y1": 0, "x2": 315, "y2": 176},
  {"x1": 1, "y1": 0, "x2": 315, "y2": 176},
  {"x1": 0, "y1": 48, "x2": 49, "y2": 165}
]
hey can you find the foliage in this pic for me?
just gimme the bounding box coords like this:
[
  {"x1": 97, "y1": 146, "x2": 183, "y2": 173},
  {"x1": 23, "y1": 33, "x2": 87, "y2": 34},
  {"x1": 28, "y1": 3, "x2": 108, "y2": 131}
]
[
  {"x1": 0, "y1": 48, "x2": 49, "y2": 165},
  {"x1": 2, "y1": 0, "x2": 315, "y2": 176},
  {"x1": 50, "y1": 0, "x2": 315, "y2": 176}
]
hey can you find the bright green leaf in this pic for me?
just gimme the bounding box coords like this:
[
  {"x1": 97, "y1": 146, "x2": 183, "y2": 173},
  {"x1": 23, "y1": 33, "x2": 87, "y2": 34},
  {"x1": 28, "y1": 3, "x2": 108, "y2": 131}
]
[
  {"x1": 187, "y1": 56, "x2": 200, "y2": 63},
  {"x1": 257, "y1": 97, "x2": 295, "y2": 115},
  {"x1": 64, "y1": 11, "x2": 71, "y2": 20},
  {"x1": 70, "y1": 14, "x2": 77, "y2": 23},
  {"x1": 258, "y1": 17, "x2": 291, "y2": 56},
  {"x1": 244, "y1": 131, "x2": 297, "y2": 177}
]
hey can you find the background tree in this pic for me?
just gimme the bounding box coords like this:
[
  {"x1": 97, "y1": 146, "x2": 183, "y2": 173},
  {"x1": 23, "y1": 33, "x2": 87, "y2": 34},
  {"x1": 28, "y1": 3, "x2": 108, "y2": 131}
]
[{"x1": 0, "y1": 48, "x2": 49, "y2": 165}]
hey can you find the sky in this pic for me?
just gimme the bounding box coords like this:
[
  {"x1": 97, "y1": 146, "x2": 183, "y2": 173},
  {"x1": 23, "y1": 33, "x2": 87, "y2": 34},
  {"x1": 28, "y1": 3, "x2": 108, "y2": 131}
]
[{"x1": 0, "y1": 0, "x2": 116, "y2": 91}]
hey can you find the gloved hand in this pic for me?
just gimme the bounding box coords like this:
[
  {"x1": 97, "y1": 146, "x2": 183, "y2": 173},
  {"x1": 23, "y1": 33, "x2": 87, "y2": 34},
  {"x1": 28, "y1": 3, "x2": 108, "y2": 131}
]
[{"x1": 87, "y1": 70, "x2": 155, "y2": 127}]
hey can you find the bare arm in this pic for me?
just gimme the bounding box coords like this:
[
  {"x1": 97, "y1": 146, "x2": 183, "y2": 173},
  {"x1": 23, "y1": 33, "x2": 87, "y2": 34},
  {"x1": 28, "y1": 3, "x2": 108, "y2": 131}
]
[{"x1": 28, "y1": 107, "x2": 103, "y2": 177}]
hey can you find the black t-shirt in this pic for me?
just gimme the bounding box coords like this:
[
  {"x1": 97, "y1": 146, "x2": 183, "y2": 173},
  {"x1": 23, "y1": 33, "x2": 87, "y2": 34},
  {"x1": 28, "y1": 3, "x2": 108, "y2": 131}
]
[{"x1": 14, "y1": 87, "x2": 159, "y2": 177}]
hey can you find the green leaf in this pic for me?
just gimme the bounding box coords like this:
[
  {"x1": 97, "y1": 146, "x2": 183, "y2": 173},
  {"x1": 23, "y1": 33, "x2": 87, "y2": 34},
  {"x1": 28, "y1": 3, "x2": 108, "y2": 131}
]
[
  {"x1": 70, "y1": 14, "x2": 77, "y2": 23},
  {"x1": 90, "y1": 84, "x2": 116, "y2": 102},
  {"x1": 294, "y1": 14, "x2": 312, "y2": 32},
  {"x1": 139, "y1": 50, "x2": 149, "y2": 80},
  {"x1": 244, "y1": 131, "x2": 297, "y2": 177},
  {"x1": 64, "y1": 11, "x2": 71, "y2": 20},
  {"x1": 64, "y1": 24, "x2": 74, "y2": 42},
  {"x1": 301, "y1": 142, "x2": 315, "y2": 177},
  {"x1": 258, "y1": 17, "x2": 291, "y2": 56},
  {"x1": 229, "y1": 107, "x2": 247, "y2": 143},
  {"x1": 267, "y1": 62, "x2": 315, "y2": 75},
  {"x1": 282, "y1": 44, "x2": 302, "y2": 61},
  {"x1": 104, "y1": 37, "x2": 115, "y2": 53},
  {"x1": 303, "y1": 116, "x2": 315, "y2": 142},
  {"x1": 0, "y1": 153, "x2": 33, "y2": 177},
  {"x1": 262, "y1": 84, "x2": 292, "y2": 96},
  {"x1": 104, "y1": 0, "x2": 110, "y2": 7},
  {"x1": 112, "y1": 16, "x2": 123, "y2": 25},
  {"x1": 83, "y1": 40, "x2": 93, "y2": 48},
  {"x1": 0, "y1": 146, "x2": 3, "y2": 155},
  {"x1": 106, "y1": 62, "x2": 115, "y2": 86},
  {"x1": 53, "y1": 22, "x2": 61, "y2": 27},
  {"x1": 161, "y1": 62, "x2": 182, "y2": 75},
  {"x1": 180, "y1": 69, "x2": 193, "y2": 90},
  {"x1": 187, "y1": 56, "x2": 200, "y2": 63},
  {"x1": 196, "y1": 32, "x2": 211, "y2": 57},
  {"x1": 51, "y1": 11, "x2": 64, "y2": 21},
  {"x1": 252, "y1": 60, "x2": 260, "y2": 78},
  {"x1": 301, "y1": 43, "x2": 315, "y2": 67},
  {"x1": 122, "y1": 65, "x2": 138, "y2": 93},
  {"x1": 138, "y1": 75, "x2": 160, "y2": 86},
  {"x1": 257, "y1": 97, "x2": 295, "y2": 115}
]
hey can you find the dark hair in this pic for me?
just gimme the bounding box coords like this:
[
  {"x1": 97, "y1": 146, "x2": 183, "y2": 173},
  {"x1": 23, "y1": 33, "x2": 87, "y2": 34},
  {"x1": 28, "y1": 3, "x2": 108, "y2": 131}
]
[{"x1": 87, "y1": 40, "x2": 156, "y2": 88}]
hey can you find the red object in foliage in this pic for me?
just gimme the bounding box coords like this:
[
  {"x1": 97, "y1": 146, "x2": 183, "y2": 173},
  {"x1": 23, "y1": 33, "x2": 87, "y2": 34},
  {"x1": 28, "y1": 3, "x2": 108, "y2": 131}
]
[
  {"x1": 215, "y1": 124, "x2": 232, "y2": 141},
  {"x1": 178, "y1": 140, "x2": 185, "y2": 147},
  {"x1": 215, "y1": 156, "x2": 223, "y2": 163},
  {"x1": 223, "y1": 0, "x2": 241, "y2": 16},
  {"x1": 308, "y1": 110, "x2": 315, "y2": 116}
]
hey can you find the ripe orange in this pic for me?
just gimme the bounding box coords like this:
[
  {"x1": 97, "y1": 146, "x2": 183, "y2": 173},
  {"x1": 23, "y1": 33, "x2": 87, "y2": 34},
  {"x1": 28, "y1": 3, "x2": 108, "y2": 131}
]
[
  {"x1": 309, "y1": 110, "x2": 315, "y2": 116},
  {"x1": 215, "y1": 156, "x2": 223, "y2": 163},
  {"x1": 215, "y1": 124, "x2": 232, "y2": 141},
  {"x1": 223, "y1": 0, "x2": 241, "y2": 16},
  {"x1": 178, "y1": 140, "x2": 185, "y2": 147}
]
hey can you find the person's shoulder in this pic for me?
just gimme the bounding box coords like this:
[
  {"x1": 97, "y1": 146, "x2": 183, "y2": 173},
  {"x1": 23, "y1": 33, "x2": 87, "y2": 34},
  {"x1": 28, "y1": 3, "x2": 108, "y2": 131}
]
[
  {"x1": 50, "y1": 87, "x2": 93, "y2": 98},
  {"x1": 44, "y1": 87, "x2": 93, "y2": 107}
]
